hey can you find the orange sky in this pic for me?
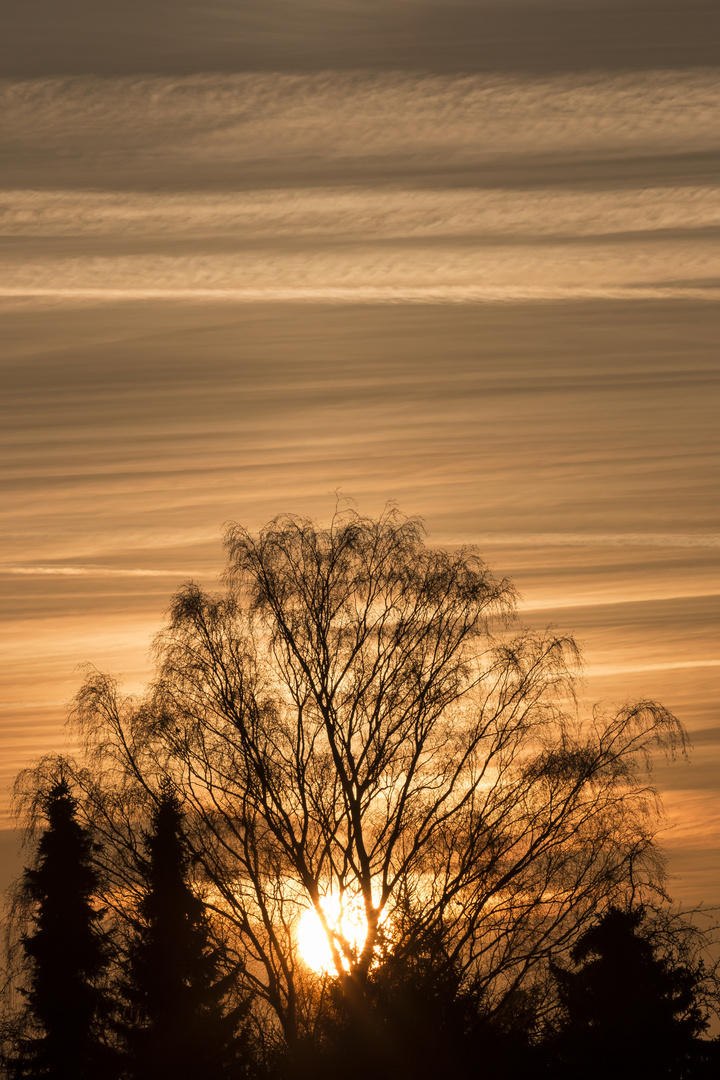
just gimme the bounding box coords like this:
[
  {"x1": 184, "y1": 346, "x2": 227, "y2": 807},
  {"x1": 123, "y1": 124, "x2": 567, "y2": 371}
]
[{"x1": 1, "y1": 1, "x2": 718, "y2": 909}]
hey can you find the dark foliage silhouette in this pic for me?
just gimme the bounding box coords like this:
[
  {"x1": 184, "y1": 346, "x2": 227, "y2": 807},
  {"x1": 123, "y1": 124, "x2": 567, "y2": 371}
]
[
  {"x1": 4, "y1": 774, "x2": 114, "y2": 1080},
  {"x1": 289, "y1": 917, "x2": 538, "y2": 1080},
  {"x1": 117, "y1": 785, "x2": 250, "y2": 1080},
  {"x1": 549, "y1": 905, "x2": 719, "y2": 1079}
]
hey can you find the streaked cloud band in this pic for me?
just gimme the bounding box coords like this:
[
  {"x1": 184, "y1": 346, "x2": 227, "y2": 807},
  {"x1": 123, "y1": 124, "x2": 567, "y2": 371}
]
[
  {"x1": 4, "y1": 186, "x2": 718, "y2": 240},
  {"x1": 3, "y1": 286, "x2": 719, "y2": 305}
]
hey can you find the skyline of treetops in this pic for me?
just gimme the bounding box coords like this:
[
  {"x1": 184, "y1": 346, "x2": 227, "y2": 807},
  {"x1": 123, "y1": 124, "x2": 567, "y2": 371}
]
[{"x1": 2, "y1": 506, "x2": 718, "y2": 1078}]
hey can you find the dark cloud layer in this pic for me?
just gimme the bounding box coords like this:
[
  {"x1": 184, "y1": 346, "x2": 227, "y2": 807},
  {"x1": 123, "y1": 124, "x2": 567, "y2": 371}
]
[
  {"x1": 3, "y1": 70, "x2": 717, "y2": 195},
  {"x1": 3, "y1": 0, "x2": 719, "y2": 76}
]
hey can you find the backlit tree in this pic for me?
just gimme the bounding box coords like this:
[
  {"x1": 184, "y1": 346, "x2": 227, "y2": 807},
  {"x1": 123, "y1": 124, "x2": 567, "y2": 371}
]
[
  {"x1": 68, "y1": 506, "x2": 688, "y2": 1049},
  {"x1": 5, "y1": 771, "x2": 113, "y2": 1080},
  {"x1": 118, "y1": 785, "x2": 250, "y2": 1080},
  {"x1": 550, "y1": 905, "x2": 718, "y2": 1079}
]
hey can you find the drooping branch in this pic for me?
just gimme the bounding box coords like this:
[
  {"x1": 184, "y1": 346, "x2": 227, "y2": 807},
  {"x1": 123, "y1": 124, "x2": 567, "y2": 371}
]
[{"x1": 53, "y1": 507, "x2": 691, "y2": 1044}]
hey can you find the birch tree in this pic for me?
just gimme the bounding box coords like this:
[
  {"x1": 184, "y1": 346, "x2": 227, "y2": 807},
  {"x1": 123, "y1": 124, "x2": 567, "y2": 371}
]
[{"x1": 68, "y1": 507, "x2": 687, "y2": 1046}]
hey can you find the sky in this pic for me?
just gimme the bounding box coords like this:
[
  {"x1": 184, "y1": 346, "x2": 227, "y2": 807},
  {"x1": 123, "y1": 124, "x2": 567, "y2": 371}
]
[{"x1": 1, "y1": 1, "x2": 718, "y2": 911}]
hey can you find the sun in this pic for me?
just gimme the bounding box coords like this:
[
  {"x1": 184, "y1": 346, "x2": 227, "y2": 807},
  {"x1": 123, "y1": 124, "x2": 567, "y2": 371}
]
[{"x1": 297, "y1": 892, "x2": 370, "y2": 974}]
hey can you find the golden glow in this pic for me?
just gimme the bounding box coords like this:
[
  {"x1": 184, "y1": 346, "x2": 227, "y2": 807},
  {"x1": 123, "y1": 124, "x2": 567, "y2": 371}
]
[{"x1": 297, "y1": 892, "x2": 370, "y2": 974}]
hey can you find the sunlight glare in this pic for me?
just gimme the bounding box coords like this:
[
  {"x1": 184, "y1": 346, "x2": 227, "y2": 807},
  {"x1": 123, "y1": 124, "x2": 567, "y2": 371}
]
[{"x1": 297, "y1": 892, "x2": 370, "y2": 974}]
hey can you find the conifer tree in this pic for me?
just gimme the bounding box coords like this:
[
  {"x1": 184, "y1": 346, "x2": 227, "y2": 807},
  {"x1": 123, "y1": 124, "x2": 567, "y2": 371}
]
[
  {"x1": 550, "y1": 906, "x2": 714, "y2": 1079},
  {"x1": 10, "y1": 776, "x2": 113, "y2": 1080},
  {"x1": 119, "y1": 786, "x2": 249, "y2": 1080}
]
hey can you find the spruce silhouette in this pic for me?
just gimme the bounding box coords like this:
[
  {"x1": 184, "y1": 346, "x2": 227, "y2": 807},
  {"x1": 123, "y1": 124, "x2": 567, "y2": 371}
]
[
  {"x1": 11, "y1": 777, "x2": 113, "y2": 1080},
  {"x1": 119, "y1": 786, "x2": 248, "y2": 1080},
  {"x1": 551, "y1": 906, "x2": 712, "y2": 1080}
]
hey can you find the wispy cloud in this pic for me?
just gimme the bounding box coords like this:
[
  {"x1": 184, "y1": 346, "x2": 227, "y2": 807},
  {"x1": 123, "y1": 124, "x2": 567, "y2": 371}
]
[
  {"x1": 585, "y1": 659, "x2": 720, "y2": 675},
  {"x1": 4, "y1": 185, "x2": 718, "y2": 240},
  {"x1": 2, "y1": 566, "x2": 194, "y2": 577},
  {"x1": 3, "y1": 70, "x2": 717, "y2": 188},
  {"x1": 450, "y1": 533, "x2": 720, "y2": 548},
  {"x1": 2, "y1": 235, "x2": 718, "y2": 302},
  {"x1": 3, "y1": 287, "x2": 719, "y2": 306},
  {"x1": 3, "y1": 70, "x2": 717, "y2": 302}
]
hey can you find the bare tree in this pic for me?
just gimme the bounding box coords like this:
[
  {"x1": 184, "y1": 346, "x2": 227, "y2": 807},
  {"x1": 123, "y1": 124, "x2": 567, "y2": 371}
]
[{"x1": 67, "y1": 506, "x2": 688, "y2": 1047}]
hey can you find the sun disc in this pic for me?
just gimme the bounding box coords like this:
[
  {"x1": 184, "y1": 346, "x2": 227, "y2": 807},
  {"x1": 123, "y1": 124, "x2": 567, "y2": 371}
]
[{"x1": 297, "y1": 893, "x2": 369, "y2": 974}]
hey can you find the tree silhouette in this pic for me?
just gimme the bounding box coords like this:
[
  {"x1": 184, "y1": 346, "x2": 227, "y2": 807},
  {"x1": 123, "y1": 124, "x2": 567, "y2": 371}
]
[
  {"x1": 286, "y1": 905, "x2": 539, "y2": 1080},
  {"x1": 6, "y1": 774, "x2": 113, "y2": 1080},
  {"x1": 118, "y1": 785, "x2": 250, "y2": 1080},
  {"x1": 66, "y1": 506, "x2": 690, "y2": 1052},
  {"x1": 550, "y1": 905, "x2": 718, "y2": 1079}
]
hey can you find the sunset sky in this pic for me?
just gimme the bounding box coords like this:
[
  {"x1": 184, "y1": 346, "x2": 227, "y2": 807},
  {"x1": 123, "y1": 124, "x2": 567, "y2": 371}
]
[{"x1": 1, "y1": 1, "x2": 718, "y2": 908}]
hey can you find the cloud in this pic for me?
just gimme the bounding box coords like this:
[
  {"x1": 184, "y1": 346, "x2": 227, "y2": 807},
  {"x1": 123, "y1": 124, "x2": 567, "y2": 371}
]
[
  {"x1": 2, "y1": 69, "x2": 717, "y2": 302},
  {"x1": 2, "y1": 70, "x2": 717, "y2": 190},
  {"x1": 3, "y1": 185, "x2": 719, "y2": 240},
  {"x1": 2, "y1": 566, "x2": 194, "y2": 577},
  {"x1": 2, "y1": 0, "x2": 718, "y2": 78},
  {"x1": 2, "y1": 241, "x2": 718, "y2": 303},
  {"x1": 585, "y1": 659, "x2": 720, "y2": 676},
  {"x1": 464, "y1": 533, "x2": 720, "y2": 548},
  {"x1": 2, "y1": 287, "x2": 719, "y2": 307}
]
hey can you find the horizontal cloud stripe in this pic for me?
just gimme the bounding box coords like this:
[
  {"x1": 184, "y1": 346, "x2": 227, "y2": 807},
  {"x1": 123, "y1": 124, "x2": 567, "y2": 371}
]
[
  {"x1": 3, "y1": 286, "x2": 720, "y2": 304},
  {"x1": 3, "y1": 186, "x2": 718, "y2": 240}
]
